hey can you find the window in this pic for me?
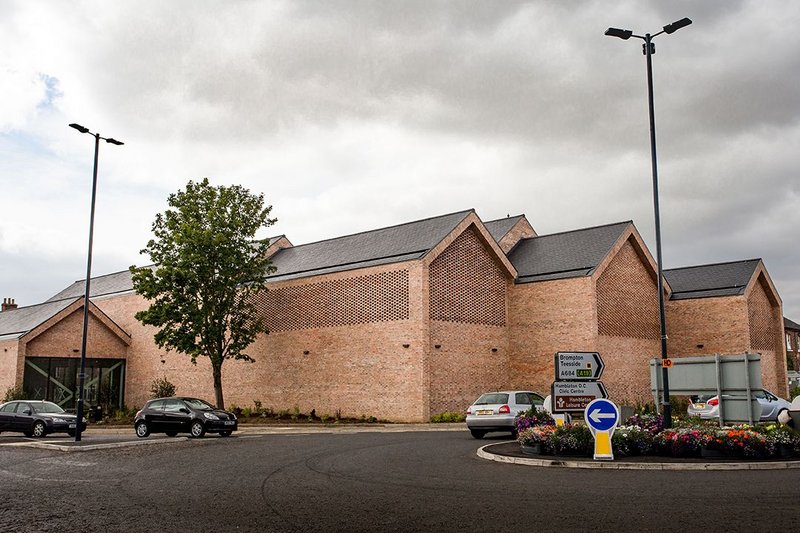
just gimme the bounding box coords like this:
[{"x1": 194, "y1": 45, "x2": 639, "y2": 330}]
[
  {"x1": 163, "y1": 399, "x2": 185, "y2": 413},
  {"x1": 789, "y1": 333, "x2": 793, "y2": 350},
  {"x1": 147, "y1": 400, "x2": 166, "y2": 411},
  {"x1": 475, "y1": 393, "x2": 509, "y2": 405},
  {"x1": 0, "y1": 403, "x2": 16, "y2": 413}
]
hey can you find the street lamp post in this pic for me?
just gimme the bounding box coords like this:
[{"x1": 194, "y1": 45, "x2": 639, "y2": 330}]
[
  {"x1": 604, "y1": 17, "x2": 692, "y2": 428},
  {"x1": 68, "y1": 123, "x2": 124, "y2": 442}
]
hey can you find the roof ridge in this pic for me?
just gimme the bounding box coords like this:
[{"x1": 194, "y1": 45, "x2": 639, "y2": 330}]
[
  {"x1": 665, "y1": 258, "x2": 761, "y2": 273},
  {"x1": 67, "y1": 264, "x2": 150, "y2": 285},
  {"x1": 278, "y1": 209, "x2": 475, "y2": 251},
  {"x1": 484, "y1": 214, "x2": 525, "y2": 224},
  {"x1": 1, "y1": 297, "x2": 80, "y2": 313},
  {"x1": 521, "y1": 220, "x2": 631, "y2": 241}
]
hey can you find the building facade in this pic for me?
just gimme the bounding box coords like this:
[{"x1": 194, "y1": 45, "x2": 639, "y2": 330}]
[{"x1": 0, "y1": 210, "x2": 789, "y2": 421}]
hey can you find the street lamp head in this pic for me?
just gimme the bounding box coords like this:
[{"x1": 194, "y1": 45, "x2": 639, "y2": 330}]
[
  {"x1": 69, "y1": 123, "x2": 90, "y2": 134},
  {"x1": 663, "y1": 17, "x2": 692, "y2": 34},
  {"x1": 604, "y1": 27, "x2": 633, "y2": 40},
  {"x1": 105, "y1": 138, "x2": 124, "y2": 146}
]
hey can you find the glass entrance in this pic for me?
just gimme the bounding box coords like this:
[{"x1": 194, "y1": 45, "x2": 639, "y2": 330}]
[{"x1": 22, "y1": 357, "x2": 126, "y2": 412}]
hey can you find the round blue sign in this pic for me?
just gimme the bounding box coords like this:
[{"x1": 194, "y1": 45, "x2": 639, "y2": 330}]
[{"x1": 584, "y1": 398, "x2": 619, "y2": 432}]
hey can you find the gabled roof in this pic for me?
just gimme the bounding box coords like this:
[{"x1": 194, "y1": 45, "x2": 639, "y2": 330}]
[
  {"x1": 484, "y1": 215, "x2": 525, "y2": 243},
  {"x1": 784, "y1": 317, "x2": 800, "y2": 331},
  {"x1": 267, "y1": 210, "x2": 473, "y2": 282},
  {"x1": 664, "y1": 259, "x2": 761, "y2": 300},
  {"x1": 508, "y1": 221, "x2": 631, "y2": 283},
  {"x1": 0, "y1": 298, "x2": 76, "y2": 339}
]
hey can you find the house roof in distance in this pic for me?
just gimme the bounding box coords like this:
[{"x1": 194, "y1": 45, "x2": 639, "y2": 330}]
[
  {"x1": 784, "y1": 317, "x2": 800, "y2": 331},
  {"x1": 508, "y1": 221, "x2": 631, "y2": 283},
  {"x1": 267, "y1": 209, "x2": 473, "y2": 282},
  {"x1": 484, "y1": 215, "x2": 525, "y2": 243},
  {"x1": 664, "y1": 259, "x2": 761, "y2": 300}
]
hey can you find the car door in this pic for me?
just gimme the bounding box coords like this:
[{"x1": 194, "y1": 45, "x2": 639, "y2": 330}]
[
  {"x1": 13, "y1": 402, "x2": 34, "y2": 432},
  {"x1": 145, "y1": 400, "x2": 167, "y2": 431},
  {"x1": 514, "y1": 392, "x2": 536, "y2": 416},
  {"x1": 162, "y1": 399, "x2": 192, "y2": 432},
  {"x1": 0, "y1": 402, "x2": 17, "y2": 430}
]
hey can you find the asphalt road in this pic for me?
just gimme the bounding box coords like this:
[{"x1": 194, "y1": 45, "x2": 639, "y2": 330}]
[{"x1": 1, "y1": 430, "x2": 798, "y2": 532}]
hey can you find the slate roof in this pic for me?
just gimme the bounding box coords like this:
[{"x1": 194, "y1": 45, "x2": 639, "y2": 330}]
[
  {"x1": 0, "y1": 298, "x2": 77, "y2": 339},
  {"x1": 267, "y1": 209, "x2": 473, "y2": 282},
  {"x1": 664, "y1": 259, "x2": 760, "y2": 300},
  {"x1": 784, "y1": 317, "x2": 800, "y2": 331},
  {"x1": 484, "y1": 215, "x2": 524, "y2": 243},
  {"x1": 508, "y1": 221, "x2": 631, "y2": 283},
  {"x1": 46, "y1": 268, "x2": 148, "y2": 303}
]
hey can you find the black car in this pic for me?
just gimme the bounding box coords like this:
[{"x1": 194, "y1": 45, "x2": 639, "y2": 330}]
[
  {"x1": 134, "y1": 397, "x2": 238, "y2": 438},
  {"x1": 0, "y1": 400, "x2": 87, "y2": 438}
]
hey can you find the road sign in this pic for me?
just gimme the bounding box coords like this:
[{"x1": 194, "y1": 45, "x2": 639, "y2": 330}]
[
  {"x1": 584, "y1": 398, "x2": 620, "y2": 461},
  {"x1": 554, "y1": 352, "x2": 605, "y2": 381},
  {"x1": 551, "y1": 381, "x2": 608, "y2": 412}
]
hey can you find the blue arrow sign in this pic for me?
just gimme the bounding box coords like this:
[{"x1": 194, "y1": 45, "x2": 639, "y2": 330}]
[{"x1": 584, "y1": 398, "x2": 619, "y2": 432}]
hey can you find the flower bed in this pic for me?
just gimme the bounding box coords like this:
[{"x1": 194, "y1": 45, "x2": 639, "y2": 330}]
[{"x1": 515, "y1": 410, "x2": 800, "y2": 460}]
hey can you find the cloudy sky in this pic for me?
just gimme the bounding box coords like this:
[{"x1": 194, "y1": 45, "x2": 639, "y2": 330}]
[{"x1": 1, "y1": 0, "x2": 798, "y2": 319}]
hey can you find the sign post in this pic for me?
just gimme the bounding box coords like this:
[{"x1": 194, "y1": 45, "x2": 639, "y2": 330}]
[{"x1": 584, "y1": 398, "x2": 620, "y2": 461}]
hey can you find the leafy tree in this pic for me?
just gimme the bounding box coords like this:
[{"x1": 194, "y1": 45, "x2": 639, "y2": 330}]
[{"x1": 130, "y1": 178, "x2": 276, "y2": 408}]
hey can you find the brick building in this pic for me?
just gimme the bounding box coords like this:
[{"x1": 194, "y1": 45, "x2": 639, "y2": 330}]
[
  {"x1": 0, "y1": 210, "x2": 789, "y2": 421},
  {"x1": 785, "y1": 317, "x2": 800, "y2": 373}
]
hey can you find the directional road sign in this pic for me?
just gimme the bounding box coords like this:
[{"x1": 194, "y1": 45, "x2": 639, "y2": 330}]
[
  {"x1": 551, "y1": 381, "x2": 608, "y2": 413},
  {"x1": 554, "y1": 352, "x2": 605, "y2": 381},
  {"x1": 584, "y1": 398, "x2": 620, "y2": 461}
]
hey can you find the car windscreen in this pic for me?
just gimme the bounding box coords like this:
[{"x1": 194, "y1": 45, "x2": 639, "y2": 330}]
[
  {"x1": 32, "y1": 402, "x2": 65, "y2": 414},
  {"x1": 183, "y1": 398, "x2": 215, "y2": 411},
  {"x1": 474, "y1": 393, "x2": 509, "y2": 405}
]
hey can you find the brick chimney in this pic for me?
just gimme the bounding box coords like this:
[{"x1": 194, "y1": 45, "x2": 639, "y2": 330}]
[{"x1": 2, "y1": 298, "x2": 18, "y2": 312}]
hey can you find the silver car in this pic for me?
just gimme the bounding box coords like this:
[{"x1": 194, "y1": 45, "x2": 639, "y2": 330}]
[
  {"x1": 465, "y1": 390, "x2": 544, "y2": 439},
  {"x1": 687, "y1": 389, "x2": 791, "y2": 421}
]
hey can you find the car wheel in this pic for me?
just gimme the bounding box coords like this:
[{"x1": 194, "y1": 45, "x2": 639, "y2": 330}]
[
  {"x1": 135, "y1": 421, "x2": 150, "y2": 438},
  {"x1": 470, "y1": 429, "x2": 486, "y2": 439},
  {"x1": 219, "y1": 430, "x2": 232, "y2": 437},
  {"x1": 32, "y1": 421, "x2": 47, "y2": 438},
  {"x1": 165, "y1": 431, "x2": 178, "y2": 437},
  {"x1": 190, "y1": 420, "x2": 206, "y2": 438}
]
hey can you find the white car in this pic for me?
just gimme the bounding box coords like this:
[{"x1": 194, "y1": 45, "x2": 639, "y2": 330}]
[
  {"x1": 465, "y1": 390, "x2": 544, "y2": 439},
  {"x1": 687, "y1": 389, "x2": 791, "y2": 421}
]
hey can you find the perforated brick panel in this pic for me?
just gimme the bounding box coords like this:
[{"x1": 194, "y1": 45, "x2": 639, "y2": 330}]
[
  {"x1": 748, "y1": 276, "x2": 778, "y2": 351},
  {"x1": 596, "y1": 239, "x2": 659, "y2": 339},
  {"x1": 255, "y1": 269, "x2": 409, "y2": 331},
  {"x1": 429, "y1": 227, "x2": 506, "y2": 326}
]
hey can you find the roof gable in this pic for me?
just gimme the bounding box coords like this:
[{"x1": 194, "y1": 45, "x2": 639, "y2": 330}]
[
  {"x1": 509, "y1": 221, "x2": 631, "y2": 283},
  {"x1": 785, "y1": 317, "x2": 800, "y2": 331},
  {"x1": 665, "y1": 259, "x2": 760, "y2": 300},
  {"x1": 484, "y1": 216, "x2": 525, "y2": 242}
]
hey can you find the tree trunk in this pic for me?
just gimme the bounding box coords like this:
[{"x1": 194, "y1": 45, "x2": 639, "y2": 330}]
[{"x1": 212, "y1": 361, "x2": 224, "y2": 409}]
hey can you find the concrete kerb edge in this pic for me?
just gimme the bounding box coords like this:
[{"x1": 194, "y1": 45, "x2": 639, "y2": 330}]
[{"x1": 477, "y1": 442, "x2": 800, "y2": 471}]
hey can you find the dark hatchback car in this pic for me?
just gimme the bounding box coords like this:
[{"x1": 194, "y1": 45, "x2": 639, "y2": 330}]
[
  {"x1": 0, "y1": 400, "x2": 87, "y2": 438},
  {"x1": 134, "y1": 397, "x2": 238, "y2": 438}
]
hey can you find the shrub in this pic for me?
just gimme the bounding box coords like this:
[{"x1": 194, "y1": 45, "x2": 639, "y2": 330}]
[
  {"x1": 612, "y1": 425, "x2": 655, "y2": 457},
  {"x1": 791, "y1": 386, "x2": 800, "y2": 401},
  {"x1": 3, "y1": 385, "x2": 26, "y2": 402},
  {"x1": 550, "y1": 424, "x2": 593, "y2": 456},
  {"x1": 518, "y1": 425, "x2": 556, "y2": 453},
  {"x1": 431, "y1": 412, "x2": 467, "y2": 423},
  {"x1": 625, "y1": 413, "x2": 665, "y2": 434},
  {"x1": 241, "y1": 407, "x2": 252, "y2": 418},
  {"x1": 149, "y1": 377, "x2": 176, "y2": 398},
  {"x1": 514, "y1": 407, "x2": 555, "y2": 433}
]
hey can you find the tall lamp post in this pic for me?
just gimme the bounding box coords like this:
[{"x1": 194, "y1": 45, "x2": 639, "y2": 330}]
[
  {"x1": 68, "y1": 123, "x2": 124, "y2": 441},
  {"x1": 604, "y1": 17, "x2": 692, "y2": 428}
]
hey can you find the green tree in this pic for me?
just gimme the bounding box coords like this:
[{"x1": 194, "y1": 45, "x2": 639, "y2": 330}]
[{"x1": 130, "y1": 178, "x2": 276, "y2": 408}]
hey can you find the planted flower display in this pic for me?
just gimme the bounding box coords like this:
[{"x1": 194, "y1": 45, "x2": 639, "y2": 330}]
[{"x1": 514, "y1": 407, "x2": 555, "y2": 434}]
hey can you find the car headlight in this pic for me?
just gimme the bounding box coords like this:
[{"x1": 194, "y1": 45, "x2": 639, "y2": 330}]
[
  {"x1": 47, "y1": 417, "x2": 67, "y2": 423},
  {"x1": 203, "y1": 413, "x2": 219, "y2": 420}
]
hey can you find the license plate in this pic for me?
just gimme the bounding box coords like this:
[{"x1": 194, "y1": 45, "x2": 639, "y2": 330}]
[
  {"x1": 224, "y1": 420, "x2": 235, "y2": 425},
  {"x1": 69, "y1": 423, "x2": 76, "y2": 429},
  {"x1": 477, "y1": 410, "x2": 493, "y2": 415},
  {"x1": 693, "y1": 404, "x2": 705, "y2": 410}
]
